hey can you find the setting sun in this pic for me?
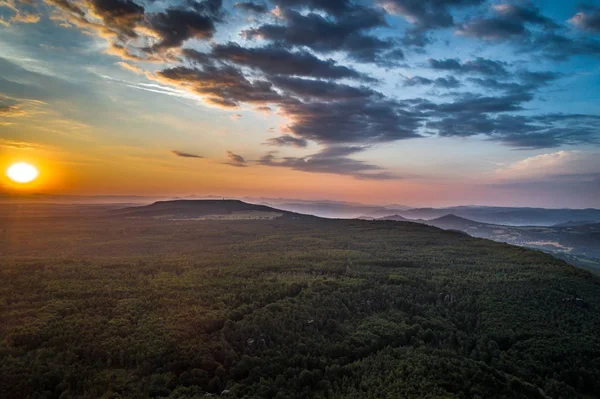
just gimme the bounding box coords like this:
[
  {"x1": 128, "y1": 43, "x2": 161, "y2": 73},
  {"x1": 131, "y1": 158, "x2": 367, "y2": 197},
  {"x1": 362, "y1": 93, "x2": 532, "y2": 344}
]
[{"x1": 6, "y1": 162, "x2": 39, "y2": 184}]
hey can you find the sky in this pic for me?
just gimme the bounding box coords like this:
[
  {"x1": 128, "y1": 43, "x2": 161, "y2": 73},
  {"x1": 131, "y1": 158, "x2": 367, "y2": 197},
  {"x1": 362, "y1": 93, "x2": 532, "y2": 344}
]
[{"x1": 0, "y1": 0, "x2": 599, "y2": 208}]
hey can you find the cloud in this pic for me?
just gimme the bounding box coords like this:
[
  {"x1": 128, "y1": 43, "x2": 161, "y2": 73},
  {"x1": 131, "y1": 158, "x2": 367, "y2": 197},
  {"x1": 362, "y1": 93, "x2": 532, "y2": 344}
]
[
  {"x1": 467, "y1": 70, "x2": 561, "y2": 94},
  {"x1": 525, "y1": 31, "x2": 600, "y2": 60},
  {"x1": 428, "y1": 57, "x2": 509, "y2": 76},
  {"x1": 425, "y1": 112, "x2": 600, "y2": 149},
  {"x1": 403, "y1": 75, "x2": 461, "y2": 88},
  {"x1": 490, "y1": 151, "x2": 600, "y2": 199},
  {"x1": 242, "y1": 7, "x2": 403, "y2": 65},
  {"x1": 116, "y1": 61, "x2": 142, "y2": 74},
  {"x1": 172, "y1": 150, "x2": 203, "y2": 158},
  {"x1": 270, "y1": 76, "x2": 376, "y2": 100},
  {"x1": 233, "y1": 1, "x2": 268, "y2": 14},
  {"x1": 10, "y1": 11, "x2": 40, "y2": 24},
  {"x1": 224, "y1": 151, "x2": 247, "y2": 167},
  {"x1": 146, "y1": 7, "x2": 219, "y2": 52},
  {"x1": 0, "y1": 139, "x2": 41, "y2": 150},
  {"x1": 210, "y1": 43, "x2": 373, "y2": 81},
  {"x1": 255, "y1": 106, "x2": 272, "y2": 113},
  {"x1": 272, "y1": 0, "x2": 358, "y2": 16},
  {"x1": 258, "y1": 146, "x2": 399, "y2": 180},
  {"x1": 457, "y1": 17, "x2": 526, "y2": 41},
  {"x1": 492, "y1": 3, "x2": 558, "y2": 29},
  {"x1": 379, "y1": 0, "x2": 483, "y2": 30},
  {"x1": 154, "y1": 65, "x2": 281, "y2": 108},
  {"x1": 0, "y1": 0, "x2": 40, "y2": 25},
  {"x1": 278, "y1": 96, "x2": 423, "y2": 144},
  {"x1": 456, "y1": 2, "x2": 557, "y2": 41},
  {"x1": 494, "y1": 150, "x2": 575, "y2": 180},
  {"x1": 0, "y1": 103, "x2": 27, "y2": 117},
  {"x1": 265, "y1": 134, "x2": 308, "y2": 147},
  {"x1": 569, "y1": 6, "x2": 600, "y2": 32},
  {"x1": 43, "y1": 0, "x2": 221, "y2": 61},
  {"x1": 30, "y1": 0, "x2": 600, "y2": 159}
]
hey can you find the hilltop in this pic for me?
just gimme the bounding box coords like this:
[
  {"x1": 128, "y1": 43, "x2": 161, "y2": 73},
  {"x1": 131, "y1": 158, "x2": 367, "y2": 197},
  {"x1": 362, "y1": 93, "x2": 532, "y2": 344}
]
[
  {"x1": 378, "y1": 214, "x2": 410, "y2": 222},
  {"x1": 113, "y1": 200, "x2": 304, "y2": 220},
  {"x1": 425, "y1": 214, "x2": 482, "y2": 229}
]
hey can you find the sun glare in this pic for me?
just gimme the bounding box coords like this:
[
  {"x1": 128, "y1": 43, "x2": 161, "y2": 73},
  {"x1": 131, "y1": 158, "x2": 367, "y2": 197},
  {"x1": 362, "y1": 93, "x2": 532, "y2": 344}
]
[{"x1": 6, "y1": 162, "x2": 39, "y2": 184}]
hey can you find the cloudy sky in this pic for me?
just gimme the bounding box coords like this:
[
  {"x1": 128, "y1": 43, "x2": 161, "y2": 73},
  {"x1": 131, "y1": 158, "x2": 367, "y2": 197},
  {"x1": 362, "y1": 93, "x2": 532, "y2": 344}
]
[{"x1": 0, "y1": 0, "x2": 599, "y2": 207}]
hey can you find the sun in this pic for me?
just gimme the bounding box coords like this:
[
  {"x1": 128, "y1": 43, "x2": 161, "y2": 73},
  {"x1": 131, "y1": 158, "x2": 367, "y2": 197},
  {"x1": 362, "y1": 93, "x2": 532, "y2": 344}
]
[{"x1": 6, "y1": 162, "x2": 39, "y2": 184}]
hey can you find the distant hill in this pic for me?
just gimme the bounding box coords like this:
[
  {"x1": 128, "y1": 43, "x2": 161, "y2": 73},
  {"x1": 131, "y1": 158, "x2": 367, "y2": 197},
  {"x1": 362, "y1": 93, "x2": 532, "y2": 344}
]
[
  {"x1": 378, "y1": 214, "x2": 410, "y2": 222},
  {"x1": 397, "y1": 206, "x2": 600, "y2": 226},
  {"x1": 554, "y1": 220, "x2": 599, "y2": 227},
  {"x1": 273, "y1": 201, "x2": 409, "y2": 219},
  {"x1": 113, "y1": 200, "x2": 303, "y2": 220},
  {"x1": 405, "y1": 213, "x2": 600, "y2": 274},
  {"x1": 426, "y1": 214, "x2": 483, "y2": 229}
]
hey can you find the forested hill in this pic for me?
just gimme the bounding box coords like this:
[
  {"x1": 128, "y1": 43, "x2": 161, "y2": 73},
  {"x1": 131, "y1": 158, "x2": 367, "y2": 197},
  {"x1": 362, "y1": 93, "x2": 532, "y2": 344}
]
[
  {"x1": 113, "y1": 200, "x2": 305, "y2": 219},
  {"x1": 1, "y1": 212, "x2": 600, "y2": 398}
]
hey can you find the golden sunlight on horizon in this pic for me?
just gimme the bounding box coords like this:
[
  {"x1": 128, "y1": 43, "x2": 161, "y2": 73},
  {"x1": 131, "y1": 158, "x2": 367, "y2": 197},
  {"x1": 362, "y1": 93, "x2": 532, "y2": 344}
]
[{"x1": 6, "y1": 162, "x2": 39, "y2": 184}]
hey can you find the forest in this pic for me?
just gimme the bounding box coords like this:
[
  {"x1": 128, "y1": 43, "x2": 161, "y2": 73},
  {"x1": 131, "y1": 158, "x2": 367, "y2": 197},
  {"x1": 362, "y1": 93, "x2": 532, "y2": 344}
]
[{"x1": 1, "y1": 208, "x2": 600, "y2": 398}]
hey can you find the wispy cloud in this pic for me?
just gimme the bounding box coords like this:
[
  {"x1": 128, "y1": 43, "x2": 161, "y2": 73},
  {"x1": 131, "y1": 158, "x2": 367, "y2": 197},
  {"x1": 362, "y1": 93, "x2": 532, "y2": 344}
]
[
  {"x1": 116, "y1": 62, "x2": 143, "y2": 74},
  {"x1": 171, "y1": 150, "x2": 203, "y2": 159},
  {"x1": 224, "y1": 151, "x2": 247, "y2": 167}
]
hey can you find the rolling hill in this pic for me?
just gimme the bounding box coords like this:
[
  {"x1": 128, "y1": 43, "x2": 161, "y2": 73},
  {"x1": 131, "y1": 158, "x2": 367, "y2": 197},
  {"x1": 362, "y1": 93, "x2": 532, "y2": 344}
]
[
  {"x1": 2, "y1": 203, "x2": 600, "y2": 398},
  {"x1": 396, "y1": 206, "x2": 600, "y2": 226},
  {"x1": 113, "y1": 200, "x2": 303, "y2": 220},
  {"x1": 411, "y1": 214, "x2": 600, "y2": 274}
]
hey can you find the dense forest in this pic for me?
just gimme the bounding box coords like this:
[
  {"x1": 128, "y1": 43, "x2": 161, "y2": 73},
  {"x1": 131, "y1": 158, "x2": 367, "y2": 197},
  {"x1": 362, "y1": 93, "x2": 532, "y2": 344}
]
[{"x1": 1, "y1": 210, "x2": 600, "y2": 398}]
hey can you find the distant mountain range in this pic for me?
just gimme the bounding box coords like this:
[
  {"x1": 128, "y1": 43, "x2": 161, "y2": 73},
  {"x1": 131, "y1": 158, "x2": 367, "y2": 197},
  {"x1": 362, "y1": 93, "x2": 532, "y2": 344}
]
[
  {"x1": 2, "y1": 194, "x2": 598, "y2": 225},
  {"x1": 394, "y1": 214, "x2": 600, "y2": 274},
  {"x1": 391, "y1": 207, "x2": 600, "y2": 226}
]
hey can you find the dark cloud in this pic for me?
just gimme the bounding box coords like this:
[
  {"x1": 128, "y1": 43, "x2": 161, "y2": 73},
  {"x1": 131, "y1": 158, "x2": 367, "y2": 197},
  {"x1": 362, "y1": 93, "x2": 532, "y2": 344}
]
[
  {"x1": 242, "y1": 7, "x2": 403, "y2": 64},
  {"x1": 265, "y1": 134, "x2": 308, "y2": 147},
  {"x1": 403, "y1": 76, "x2": 434, "y2": 86},
  {"x1": 404, "y1": 75, "x2": 461, "y2": 88},
  {"x1": 457, "y1": 18, "x2": 526, "y2": 41},
  {"x1": 156, "y1": 65, "x2": 281, "y2": 108},
  {"x1": 272, "y1": 0, "x2": 356, "y2": 16},
  {"x1": 225, "y1": 151, "x2": 247, "y2": 167},
  {"x1": 425, "y1": 110, "x2": 600, "y2": 149},
  {"x1": 433, "y1": 92, "x2": 532, "y2": 113},
  {"x1": 526, "y1": 32, "x2": 600, "y2": 60},
  {"x1": 172, "y1": 150, "x2": 203, "y2": 158},
  {"x1": 379, "y1": 0, "x2": 483, "y2": 30},
  {"x1": 569, "y1": 6, "x2": 600, "y2": 32},
  {"x1": 210, "y1": 43, "x2": 373, "y2": 81},
  {"x1": 468, "y1": 70, "x2": 561, "y2": 94},
  {"x1": 467, "y1": 78, "x2": 527, "y2": 93},
  {"x1": 428, "y1": 57, "x2": 509, "y2": 76},
  {"x1": 88, "y1": 0, "x2": 145, "y2": 38},
  {"x1": 43, "y1": 0, "x2": 86, "y2": 17},
  {"x1": 271, "y1": 76, "x2": 375, "y2": 100},
  {"x1": 434, "y1": 76, "x2": 461, "y2": 88},
  {"x1": 255, "y1": 106, "x2": 272, "y2": 112},
  {"x1": 258, "y1": 146, "x2": 398, "y2": 179},
  {"x1": 279, "y1": 96, "x2": 423, "y2": 144},
  {"x1": 457, "y1": 2, "x2": 557, "y2": 41},
  {"x1": 492, "y1": 3, "x2": 558, "y2": 29},
  {"x1": 428, "y1": 58, "x2": 461, "y2": 70},
  {"x1": 233, "y1": 1, "x2": 268, "y2": 13},
  {"x1": 148, "y1": 8, "x2": 218, "y2": 51}
]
